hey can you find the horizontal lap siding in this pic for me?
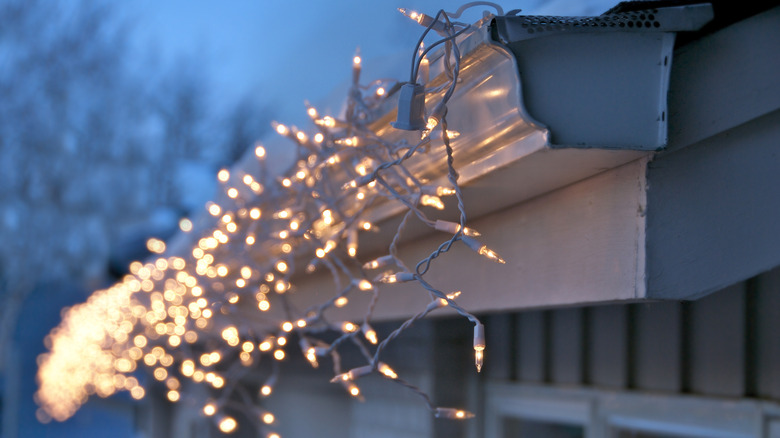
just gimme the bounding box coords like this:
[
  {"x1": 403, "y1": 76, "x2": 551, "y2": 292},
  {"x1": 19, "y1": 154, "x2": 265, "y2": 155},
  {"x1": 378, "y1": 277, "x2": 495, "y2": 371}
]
[
  {"x1": 756, "y1": 269, "x2": 780, "y2": 399},
  {"x1": 486, "y1": 266, "x2": 780, "y2": 402}
]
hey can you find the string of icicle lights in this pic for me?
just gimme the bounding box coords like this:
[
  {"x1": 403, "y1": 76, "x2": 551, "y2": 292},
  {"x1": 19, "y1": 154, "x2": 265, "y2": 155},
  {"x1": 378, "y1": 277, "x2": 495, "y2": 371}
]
[{"x1": 36, "y1": 3, "x2": 507, "y2": 435}]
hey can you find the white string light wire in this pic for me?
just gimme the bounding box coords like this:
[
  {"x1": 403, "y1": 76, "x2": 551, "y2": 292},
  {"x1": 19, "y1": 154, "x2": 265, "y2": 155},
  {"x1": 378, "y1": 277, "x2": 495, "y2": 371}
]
[{"x1": 35, "y1": 4, "x2": 506, "y2": 435}]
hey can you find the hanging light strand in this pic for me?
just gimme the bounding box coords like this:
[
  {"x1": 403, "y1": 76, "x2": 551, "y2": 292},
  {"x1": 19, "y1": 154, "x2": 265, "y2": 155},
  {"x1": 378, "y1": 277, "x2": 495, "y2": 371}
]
[{"x1": 35, "y1": 4, "x2": 508, "y2": 432}]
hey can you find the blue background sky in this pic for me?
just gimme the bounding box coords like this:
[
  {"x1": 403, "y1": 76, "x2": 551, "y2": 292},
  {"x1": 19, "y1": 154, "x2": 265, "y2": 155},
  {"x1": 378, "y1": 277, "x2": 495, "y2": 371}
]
[{"x1": 121, "y1": 0, "x2": 613, "y2": 125}]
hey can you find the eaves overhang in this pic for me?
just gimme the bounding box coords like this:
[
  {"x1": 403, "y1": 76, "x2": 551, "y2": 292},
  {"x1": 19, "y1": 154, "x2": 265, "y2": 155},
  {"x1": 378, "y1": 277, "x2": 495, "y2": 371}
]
[
  {"x1": 224, "y1": 3, "x2": 728, "y2": 324},
  {"x1": 490, "y1": 3, "x2": 713, "y2": 150},
  {"x1": 160, "y1": 3, "x2": 780, "y2": 326}
]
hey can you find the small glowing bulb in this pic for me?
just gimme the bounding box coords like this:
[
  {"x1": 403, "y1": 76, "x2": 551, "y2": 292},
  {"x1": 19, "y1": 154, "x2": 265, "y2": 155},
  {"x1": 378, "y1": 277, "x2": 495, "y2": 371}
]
[
  {"x1": 146, "y1": 238, "x2": 166, "y2": 254},
  {"x1": 255, "y1": 145, "x2": 266, "y2": 158},
  {"x1": 363, "y1": 255, "x2": 393, "y2": 270},
  {"x1": 324, "y1": 240, "x2": 336, "y2": 253},
  {"x1": 353, "y1": 55, "x2": 361, "y2": 65},
  {"x1": 376, "y1": 87, "x2": 385, "y2": 96},
  {"x1": 203, "y1": 403, "x2": 217, "y2": 416},
  {"x1": 336, "y1": 136, "x2": 358, "y2": 147},
  {"x1": 334, "y1": 297, "x2": 348, "y2": 307},
  {"x1": 474, "y1": 323, "x2": 486, "y2": 373},
  {"x1": 420, "y1": 55, "x2": 430, "y2": 72},
  {"x1": 217, "y1": 169, "x2": 230, "y2": 182},
  {"x1": 357, "y1": 279, "x2": 373, "y2": 291},
  {"x1": 273, "y1": 350, "x2": 285, "y2": 360},
  {"x1": 260, "y1": 385, "x2": 272, "y2": 396},
  {"x1": 262, "y1": 413, "x2": 275, "y2": 424},
  {"x1": 361, "y1": 222, "x2": 372, "y2": 231},
  {"x1": 305, "y1": 347, "x2": 318, "y2": 367},
  {"x1": 434, "y1": 408, "x2": 475, "y2": 420},
  {"x1": 316, "y1": 116, "x2": 336, "y2": 128},
  {"x1": 281, "y1": 178, "x2": 291, "y2": 187},
  {"x1": 275, "y1": 123, "x2": 288, "y2": 135},
  {"x1": 281, "y1": 321, "x2": 294, "y2": 332},
  {"x1": 246, "y1": 235, "x2": 255, "y2": 245},
  {"x1": 425, "y1": 117, "x2": 438, "y2": 132},
  {"x1": 348, "y1": 384, "x2": 360, "y2": 397},
  {"x1": 167, "y1": 390, "x2": 180, "y2": 402},
  {"x1": 179, "y1": 218, "x2": 193, "y2": 232},
  {"x1": 364, "y1": 329, "x2": 378, "y2": 345},
  {"x1": 380, "y1": 274, "x2": 397, "y2": 284},
  {"x1": 420, "y1": 194, "x2": 445, "y2": 210},
  {"x1": 378, "y1": 363, "x2": 397, "y2": 379},
  {"x1": 315, "y1": 248, "x2": 326, "y2": 258},
  {"x1": 227, "y1": 187, "x2": 238, "y2": 198},
  {"x1": 208, "y1": 203, "x2": 221, "y2": 216},
  {"x1": 378, "y1": 272, "x2": 415, "y2": 284},
  {"x1": 437, "y1": 290, "x2": 462, "y2": 307},
  {"x1": 313, "y1": 133, "x2": 324, "y2": 143},
  {"x1": 130, "y1": 386, "x2": 145, "y2": 400},
  {"x1": 478, "y1": 246, "x2": 506, "y2": 264},
  {"x1": 398, "y1": 8, "x2": 423, "y2": 23},
  {"x1": 249, "y1": 208, "x2": 261, "y2": 219},
  {"x1": 475, "y1": 348, "x2": 484, "y2": 373},
  {"x1": 276, "y1": 261, "x2": 288, "y2": 273},
  {"x1": 461, "y1": 236, "x2": 506, "y2": 264},
  {"x1": 434, "y1": 219, "x2": 481, "y2": 236},
  {"x1": 342, "y1": 322, "x2": 357, "y2": 332},
  {"x1": 307, "y1": 107, "x2": 318, "y2": 118},
  {"x1": 218, "y1": 416, "x2": 237, "y2": 433}
]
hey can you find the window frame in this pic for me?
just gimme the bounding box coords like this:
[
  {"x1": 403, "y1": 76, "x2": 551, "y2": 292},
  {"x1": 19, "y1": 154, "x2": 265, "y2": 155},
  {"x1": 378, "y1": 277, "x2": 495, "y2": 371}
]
[{"x1": 483, "y1": 382, "x2": 780, "y2": 438}]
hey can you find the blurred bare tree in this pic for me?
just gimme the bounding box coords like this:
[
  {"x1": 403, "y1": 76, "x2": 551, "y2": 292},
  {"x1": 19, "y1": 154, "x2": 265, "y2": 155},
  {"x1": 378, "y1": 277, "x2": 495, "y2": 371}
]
[{"x1": 0, "y1": 0, "x2": 271, "y2": 369}]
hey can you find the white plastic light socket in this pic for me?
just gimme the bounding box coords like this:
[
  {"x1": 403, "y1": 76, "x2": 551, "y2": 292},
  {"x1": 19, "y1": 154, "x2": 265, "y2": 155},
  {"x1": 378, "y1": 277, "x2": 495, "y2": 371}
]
[{"x1": 392, "y1": 83, "x2": 426, "y2": 130}]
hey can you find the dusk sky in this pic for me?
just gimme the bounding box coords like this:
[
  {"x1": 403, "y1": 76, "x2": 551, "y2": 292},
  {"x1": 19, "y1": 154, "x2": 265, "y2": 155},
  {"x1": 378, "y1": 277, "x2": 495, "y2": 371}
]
[{"x1": 121, "y1": 0, "x2": 613, "y2": 126}]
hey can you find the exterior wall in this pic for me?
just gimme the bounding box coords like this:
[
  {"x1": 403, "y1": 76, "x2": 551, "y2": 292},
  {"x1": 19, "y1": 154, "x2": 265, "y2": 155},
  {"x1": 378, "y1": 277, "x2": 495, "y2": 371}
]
[
  {"x1": 475, "y1": 266, "x2": 780, "y2": 437},
  {"x1": 482, "y1": 266, "x2": 780, "y2": 399},
  {"x1": 257, "y1": 322, "x2": 439, "y2": 438},
  {"x1": 227, "y1": 267, "x2": 780, "y2": 438}
]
